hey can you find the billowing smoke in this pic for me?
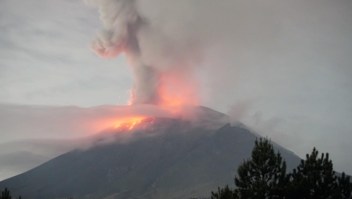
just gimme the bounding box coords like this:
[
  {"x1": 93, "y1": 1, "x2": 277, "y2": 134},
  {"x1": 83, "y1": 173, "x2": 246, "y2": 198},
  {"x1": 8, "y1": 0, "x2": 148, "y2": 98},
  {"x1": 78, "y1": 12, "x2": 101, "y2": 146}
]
[{"x1": 87, "y1": 0, "x2": 200, "y2": 105}]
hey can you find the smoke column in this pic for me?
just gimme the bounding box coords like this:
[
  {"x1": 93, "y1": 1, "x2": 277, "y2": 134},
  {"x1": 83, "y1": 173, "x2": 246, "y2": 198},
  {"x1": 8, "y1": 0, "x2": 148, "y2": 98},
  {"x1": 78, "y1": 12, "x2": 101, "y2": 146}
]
[
  {"x1": 88, "y1": 0, "x2": 199, "y2": 106},
  {"x1": 88, "y1": 0, "x2": 158, "y2": 104}
]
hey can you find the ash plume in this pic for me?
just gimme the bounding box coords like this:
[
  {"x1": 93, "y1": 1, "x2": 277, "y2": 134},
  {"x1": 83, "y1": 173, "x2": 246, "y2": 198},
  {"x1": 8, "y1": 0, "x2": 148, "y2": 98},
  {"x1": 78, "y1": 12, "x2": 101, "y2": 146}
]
[{"x1": 87, "y1": 0, "x2": 200, "y2": 105}]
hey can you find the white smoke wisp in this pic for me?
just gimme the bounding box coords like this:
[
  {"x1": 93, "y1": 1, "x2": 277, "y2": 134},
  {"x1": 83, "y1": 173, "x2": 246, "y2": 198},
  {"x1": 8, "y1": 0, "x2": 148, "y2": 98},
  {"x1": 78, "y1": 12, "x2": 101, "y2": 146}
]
[{"x1": 87, "y1": 0, "x2": 201, "y2": 105}]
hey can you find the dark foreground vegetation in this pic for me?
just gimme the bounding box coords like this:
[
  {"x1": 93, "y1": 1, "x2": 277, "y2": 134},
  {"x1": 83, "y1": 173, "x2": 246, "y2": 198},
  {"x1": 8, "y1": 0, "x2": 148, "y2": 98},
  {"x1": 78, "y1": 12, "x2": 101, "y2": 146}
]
[
  {"x1": 0, "y1": 188, "x2": 21, "y2": 199},
  {"x1": 211, "y1": 138, "x2": 352, "y2": 199}
]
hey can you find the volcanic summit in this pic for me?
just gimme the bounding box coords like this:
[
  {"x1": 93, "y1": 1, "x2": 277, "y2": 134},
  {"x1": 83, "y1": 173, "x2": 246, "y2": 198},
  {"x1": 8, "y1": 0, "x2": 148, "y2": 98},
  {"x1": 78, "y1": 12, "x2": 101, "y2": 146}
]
[{"x1": 0, "y1": 105, "x2": 300, "y2": 199}]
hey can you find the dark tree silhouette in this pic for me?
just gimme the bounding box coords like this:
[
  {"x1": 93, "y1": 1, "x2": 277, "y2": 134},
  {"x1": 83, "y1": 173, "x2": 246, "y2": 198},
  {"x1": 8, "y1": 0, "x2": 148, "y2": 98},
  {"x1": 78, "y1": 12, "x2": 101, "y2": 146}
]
[
  {"x1": 234, "y1": 138, "x2": 287, "y2": 199},
  {"x1": 334, "y1": 172, "x2": 352, "y2": 199},
  {"x1": 287, "y1": 148, "x2": 352, "y2": 199},
  {"x1": 0, "y1": 188, "x2": 22, "y2": 199},
  {"x1": 288, "y1": 148, "x2": 337, "y2": 199},
  {"x1": 211, "y1": 185, "x2": 236, "y2": 199},
  {"x1": 211, "y1": 138, "x2": 352, "y2": 199},
  {"x1": 1, "y1": 188, "x2": 12, "y2": 199}
]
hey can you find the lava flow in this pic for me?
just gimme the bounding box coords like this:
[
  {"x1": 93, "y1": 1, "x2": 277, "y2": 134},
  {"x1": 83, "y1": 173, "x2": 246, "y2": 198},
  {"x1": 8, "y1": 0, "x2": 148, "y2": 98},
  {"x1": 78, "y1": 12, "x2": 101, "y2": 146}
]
[{"x1": 113, "y1": 116, "x2": 152, "y2": 131}]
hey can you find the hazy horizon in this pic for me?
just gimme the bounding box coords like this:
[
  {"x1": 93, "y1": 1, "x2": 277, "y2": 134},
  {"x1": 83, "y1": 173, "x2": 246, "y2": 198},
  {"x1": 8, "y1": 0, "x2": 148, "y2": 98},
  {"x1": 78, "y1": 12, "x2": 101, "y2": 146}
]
[{"x1": 1, "y1": 0, "x2": 351, "y2": 181}]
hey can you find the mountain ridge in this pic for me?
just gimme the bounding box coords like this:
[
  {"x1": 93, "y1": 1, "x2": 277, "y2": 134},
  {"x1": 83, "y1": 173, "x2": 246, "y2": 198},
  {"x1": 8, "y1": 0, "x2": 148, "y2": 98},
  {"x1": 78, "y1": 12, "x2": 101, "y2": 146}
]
[{"x1": 0, "y1": 106, "x2": 301, "y2": 199}]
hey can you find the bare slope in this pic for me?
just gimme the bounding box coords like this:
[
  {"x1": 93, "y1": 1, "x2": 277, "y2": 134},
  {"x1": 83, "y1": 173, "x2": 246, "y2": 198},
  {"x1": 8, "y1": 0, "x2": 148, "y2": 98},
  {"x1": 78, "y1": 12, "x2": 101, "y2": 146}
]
[{"x1": 0, "y1": 107, "x2": 300, "y2": 199}]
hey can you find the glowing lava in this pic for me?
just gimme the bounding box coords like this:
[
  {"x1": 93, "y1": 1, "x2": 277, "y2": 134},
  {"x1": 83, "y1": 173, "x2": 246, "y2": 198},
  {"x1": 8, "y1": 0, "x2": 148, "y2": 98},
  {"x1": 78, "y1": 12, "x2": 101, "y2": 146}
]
[
  {"x1": 105, "y1": 72, "x2": 199, "y2": 132},
  {"x1": 158, "y1": 72, "x2": 199, "y2": 108},
  {"x1": 113, "y1": 116, "x2": 150, "y2": 131}
]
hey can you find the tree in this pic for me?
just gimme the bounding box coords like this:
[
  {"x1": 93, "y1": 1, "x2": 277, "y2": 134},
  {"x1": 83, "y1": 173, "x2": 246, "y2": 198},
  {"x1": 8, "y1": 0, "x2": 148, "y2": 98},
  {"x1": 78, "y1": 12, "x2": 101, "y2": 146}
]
[
  {"x1": 287, "y1": 148, "x2": 338, "y2": 199},
  {"x1": 0, "y1": 188, "x2": 22, "y2": 199},
  {"x1": 211, "y1": 185, "x2": 236, "y2": 199},
  {"x1": 211, "y1": 139, "x2": 352, "y2": 199},
  {"x1": 284, "y1": 147, "x2": 352, "y2": 199},
  {"x1": 1, "y1": 188, "x2": 12, "y2": 199},
  {"x1": 334, "y1": 172, "x2": 352, "y2": 199},
  {"x1": 234, "y1": 138, "x2": 287, "y2": 199}
]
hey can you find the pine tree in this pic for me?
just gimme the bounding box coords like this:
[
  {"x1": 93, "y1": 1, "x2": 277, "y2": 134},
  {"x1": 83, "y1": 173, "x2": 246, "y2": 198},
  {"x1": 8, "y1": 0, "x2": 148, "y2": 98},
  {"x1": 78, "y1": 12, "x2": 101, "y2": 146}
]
[
  {"x1": 234, "y1": 138, "x2": 287, "y2": 199},
  {"x1": 287, "y1": 148, "x2": 338, "y2": 199},
  {"x1": 334, "y1": 172, "x2": 352, "y2": 199},
  {"x1": 210, "y1": 139, "x2": 352, "y2": 199},
  {"x1": 1, "y1": 188, "x2": 12, "y2": 199},
  {"x1": 211, "y1": 185, "x2": 236, "y2": 199}
]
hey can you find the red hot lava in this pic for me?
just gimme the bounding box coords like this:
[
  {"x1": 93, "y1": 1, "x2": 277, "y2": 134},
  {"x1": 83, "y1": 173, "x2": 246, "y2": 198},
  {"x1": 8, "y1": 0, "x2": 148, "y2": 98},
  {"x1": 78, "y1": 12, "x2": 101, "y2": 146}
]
[
  {"x1": 113, "y1": 116, "x2": 152, "y2": 131},
  {"x1": 102, "y1": 69, "x2": 200, "y2": 132}
]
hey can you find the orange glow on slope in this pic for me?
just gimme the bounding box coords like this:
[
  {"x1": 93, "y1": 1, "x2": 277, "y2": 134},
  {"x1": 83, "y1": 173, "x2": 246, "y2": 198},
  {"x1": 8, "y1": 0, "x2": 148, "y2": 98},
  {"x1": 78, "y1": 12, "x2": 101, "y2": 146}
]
[
  {"x1": 102, "y1": 69, "x2": 200, "y2": 132},
  {"x1": 158, "y1": 72, "x2": 199, "y2": 108},
  {"x1": 113, "y1": 116, "x2": 149, "y2": 131}
]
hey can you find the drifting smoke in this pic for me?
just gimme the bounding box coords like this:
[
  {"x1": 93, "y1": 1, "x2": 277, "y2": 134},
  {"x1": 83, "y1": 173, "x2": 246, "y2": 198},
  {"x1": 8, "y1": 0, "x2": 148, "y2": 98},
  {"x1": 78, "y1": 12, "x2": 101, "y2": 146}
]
[{"x1": 87, "y1": 0, "x2": 200, "y2": 106}]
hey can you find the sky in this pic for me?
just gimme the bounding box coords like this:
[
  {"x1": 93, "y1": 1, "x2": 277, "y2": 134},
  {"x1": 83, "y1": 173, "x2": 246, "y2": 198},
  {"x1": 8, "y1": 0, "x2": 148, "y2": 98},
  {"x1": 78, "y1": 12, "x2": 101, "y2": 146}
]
[{"x1": 0, "y1": 0, "x2": 352, "y2": 179}]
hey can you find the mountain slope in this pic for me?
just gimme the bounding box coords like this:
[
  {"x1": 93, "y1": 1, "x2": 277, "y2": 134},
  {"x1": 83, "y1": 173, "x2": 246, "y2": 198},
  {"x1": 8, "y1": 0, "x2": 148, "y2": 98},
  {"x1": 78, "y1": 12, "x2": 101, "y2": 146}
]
[{"x1": 0, "y1": 107, "x2": 301, "y2": 199}]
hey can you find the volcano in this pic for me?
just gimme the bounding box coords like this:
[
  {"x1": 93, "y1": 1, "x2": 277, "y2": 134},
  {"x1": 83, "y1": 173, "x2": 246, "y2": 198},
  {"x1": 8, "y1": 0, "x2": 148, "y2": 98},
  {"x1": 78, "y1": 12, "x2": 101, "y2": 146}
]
[{"x1": 0, "y1": 106, "x2": 300, "y2": 199}]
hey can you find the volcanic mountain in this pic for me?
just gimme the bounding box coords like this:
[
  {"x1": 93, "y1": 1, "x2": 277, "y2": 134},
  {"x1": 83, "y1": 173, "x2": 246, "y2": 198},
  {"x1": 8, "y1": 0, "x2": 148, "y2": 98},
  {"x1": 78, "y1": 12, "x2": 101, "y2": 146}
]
[{"x1": 0, "y1": 106, "x2": 300, "y2": 199}]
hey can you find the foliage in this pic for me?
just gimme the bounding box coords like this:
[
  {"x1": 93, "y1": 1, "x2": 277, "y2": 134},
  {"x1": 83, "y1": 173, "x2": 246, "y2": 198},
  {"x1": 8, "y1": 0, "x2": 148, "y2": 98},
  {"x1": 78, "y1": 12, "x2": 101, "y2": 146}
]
[
  {"x1": 234, "y1": 138, "x2": 287, "y2": 199},
  {"x1": 287, "y1": 148, "x2": 337, "y2": 199},
  {"x1": 211, "y1": 185, "x2": 236, "y2": 199},
  {"x1": 211, "y1": 138, "x2": 352, "y2": 199},
  {"x1": 335, "y1": 173, "x2": 352, "y2": 199},
  {"x1": 1, "y1": 188, "x2": 11, "y2": 199},
  {"x1": 0, "y1": 188, "x2": 22, "y2": 199}
]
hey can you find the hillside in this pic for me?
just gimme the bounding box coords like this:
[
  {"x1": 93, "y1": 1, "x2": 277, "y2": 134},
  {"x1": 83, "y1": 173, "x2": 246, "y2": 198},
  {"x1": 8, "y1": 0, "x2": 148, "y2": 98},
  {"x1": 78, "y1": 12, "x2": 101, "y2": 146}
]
[{"x1": 0, "y1": 107, "x2": 300, "y2": 199}]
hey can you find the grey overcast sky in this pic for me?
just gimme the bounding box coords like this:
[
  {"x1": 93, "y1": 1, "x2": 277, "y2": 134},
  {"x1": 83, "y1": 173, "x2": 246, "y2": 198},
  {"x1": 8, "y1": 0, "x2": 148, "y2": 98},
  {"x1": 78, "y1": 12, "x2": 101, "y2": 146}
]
[{"x1": 0, "y1": 0, "x2": 352, "y2": 178}]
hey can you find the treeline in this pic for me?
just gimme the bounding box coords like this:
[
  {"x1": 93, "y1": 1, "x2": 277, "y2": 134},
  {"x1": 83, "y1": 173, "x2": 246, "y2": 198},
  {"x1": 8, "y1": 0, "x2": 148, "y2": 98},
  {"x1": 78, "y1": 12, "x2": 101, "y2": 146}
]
[
  {"x1": 211, "y1": 138, "x2": 352, "y2": 199},
  {"x1": 0, "y1": 188, "x2": 21, "y2": 199}
]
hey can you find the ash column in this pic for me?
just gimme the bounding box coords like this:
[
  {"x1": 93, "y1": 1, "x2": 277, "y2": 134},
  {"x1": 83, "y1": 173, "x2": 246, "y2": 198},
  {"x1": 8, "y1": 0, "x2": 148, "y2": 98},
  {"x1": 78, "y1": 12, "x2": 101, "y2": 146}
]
[{"x1": 92, "y1": 0, "x2": 160, "y2": 105}]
